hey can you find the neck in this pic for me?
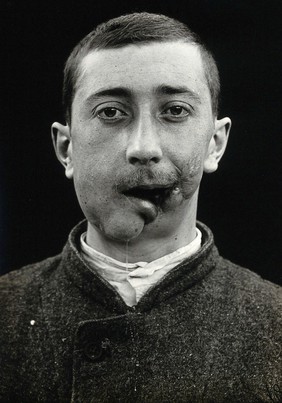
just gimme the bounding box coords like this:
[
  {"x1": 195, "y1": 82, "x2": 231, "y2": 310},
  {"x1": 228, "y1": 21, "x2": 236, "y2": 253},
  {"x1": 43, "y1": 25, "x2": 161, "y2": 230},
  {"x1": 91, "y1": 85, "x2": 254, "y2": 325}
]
[{"x1": 86, "y1": 196, "x2": 198, "y2": 263}]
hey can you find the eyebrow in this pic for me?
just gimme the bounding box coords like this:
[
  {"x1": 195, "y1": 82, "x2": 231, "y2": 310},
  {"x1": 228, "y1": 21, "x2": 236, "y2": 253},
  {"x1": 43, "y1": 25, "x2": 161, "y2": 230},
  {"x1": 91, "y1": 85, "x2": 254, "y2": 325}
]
[
  {"x1": 85, "y1": 85, "x2": 201, "y2": 105},
  {"x1": 155, "y1": 85, "x2": 201, "y2": 102},
  {"x1": 85, "y1": 88, "x2": 131, "y2": 105}
]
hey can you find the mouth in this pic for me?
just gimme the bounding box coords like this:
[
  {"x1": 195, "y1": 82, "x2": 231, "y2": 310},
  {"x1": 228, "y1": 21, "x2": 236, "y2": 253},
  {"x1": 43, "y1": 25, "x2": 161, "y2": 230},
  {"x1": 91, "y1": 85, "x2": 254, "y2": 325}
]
[{"x1": 122, "y1": 184, "x2": 178, "y2": 207}]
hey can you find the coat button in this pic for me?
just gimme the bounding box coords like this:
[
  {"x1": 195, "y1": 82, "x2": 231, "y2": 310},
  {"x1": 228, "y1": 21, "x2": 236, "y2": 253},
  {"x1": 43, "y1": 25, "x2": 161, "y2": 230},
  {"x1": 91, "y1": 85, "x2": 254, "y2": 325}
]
[{"x1": 83, "y1": 338, "x2": 111, "y2": 362}]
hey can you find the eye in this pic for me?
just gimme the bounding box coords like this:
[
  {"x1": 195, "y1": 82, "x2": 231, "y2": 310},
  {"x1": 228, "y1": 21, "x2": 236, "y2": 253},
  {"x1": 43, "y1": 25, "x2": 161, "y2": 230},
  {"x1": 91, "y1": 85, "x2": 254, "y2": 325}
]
[
  {"x1": 161, "y1": 104, "x2": 191, "y2": 121},
  {"x1": 168, "y1": 106, "x2": 187, "y2": 116},
  {"x1": 97, "y1": 107, "x2": 127, "y2": 121}
]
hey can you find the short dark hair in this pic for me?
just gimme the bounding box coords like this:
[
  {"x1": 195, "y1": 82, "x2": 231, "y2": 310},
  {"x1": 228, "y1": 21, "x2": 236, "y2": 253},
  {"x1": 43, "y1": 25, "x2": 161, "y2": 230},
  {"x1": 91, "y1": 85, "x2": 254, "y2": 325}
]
[{"x1": 63, "y1": 12, "x2": 220, "y2": 123}]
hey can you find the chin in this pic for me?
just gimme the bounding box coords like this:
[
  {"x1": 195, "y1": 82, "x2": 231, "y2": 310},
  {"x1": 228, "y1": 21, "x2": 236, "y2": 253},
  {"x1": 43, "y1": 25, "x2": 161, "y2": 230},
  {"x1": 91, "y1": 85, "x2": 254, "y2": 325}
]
[{"x1": 99, "y1": 213, "x2": 146, "y2": 243}]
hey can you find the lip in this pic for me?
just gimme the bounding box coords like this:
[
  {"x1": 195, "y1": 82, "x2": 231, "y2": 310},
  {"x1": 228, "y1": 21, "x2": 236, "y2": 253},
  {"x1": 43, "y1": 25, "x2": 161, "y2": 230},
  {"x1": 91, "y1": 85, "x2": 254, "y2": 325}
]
[
  {"x1": 122, "y1": 183, "x2": 178, "y2": 208},
  {"x1": 132, "y1": 183, "x2": 174, "y2": 190},
  {"x1": 120, "y1": 182, "x2": 175, "y2": 193}
]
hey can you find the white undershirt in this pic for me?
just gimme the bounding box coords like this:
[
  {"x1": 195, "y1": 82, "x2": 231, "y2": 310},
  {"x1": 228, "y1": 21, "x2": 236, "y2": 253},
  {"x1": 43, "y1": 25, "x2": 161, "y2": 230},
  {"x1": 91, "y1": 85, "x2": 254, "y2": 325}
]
[{"x1": 80, "y1": 229, "x2": 202, "y2": 307}]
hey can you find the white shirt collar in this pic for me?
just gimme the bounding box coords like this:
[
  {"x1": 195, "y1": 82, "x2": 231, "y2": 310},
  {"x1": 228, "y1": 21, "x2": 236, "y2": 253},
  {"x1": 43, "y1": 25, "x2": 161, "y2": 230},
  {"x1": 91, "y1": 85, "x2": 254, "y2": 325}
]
[{"x1": 80, "y1": 228, "x2": 202, "y2": 306}]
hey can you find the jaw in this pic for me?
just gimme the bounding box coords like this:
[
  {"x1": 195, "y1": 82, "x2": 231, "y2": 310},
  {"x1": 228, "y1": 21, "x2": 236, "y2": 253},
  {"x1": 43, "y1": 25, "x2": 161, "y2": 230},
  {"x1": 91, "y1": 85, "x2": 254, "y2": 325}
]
[
  {"x1": 85, "y1": 189, "x2": 199, "y2": 262},
  {"x1": 84, "y1": 184, "x2": 183, "y2": 242}
]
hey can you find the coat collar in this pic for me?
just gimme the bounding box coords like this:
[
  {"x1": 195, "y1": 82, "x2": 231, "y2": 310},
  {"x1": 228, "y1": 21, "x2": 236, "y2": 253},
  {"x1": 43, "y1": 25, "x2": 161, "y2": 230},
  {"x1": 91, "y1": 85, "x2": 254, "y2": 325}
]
[{"x1": 61, "y1": 220, "x2": 219, "y2": 313}]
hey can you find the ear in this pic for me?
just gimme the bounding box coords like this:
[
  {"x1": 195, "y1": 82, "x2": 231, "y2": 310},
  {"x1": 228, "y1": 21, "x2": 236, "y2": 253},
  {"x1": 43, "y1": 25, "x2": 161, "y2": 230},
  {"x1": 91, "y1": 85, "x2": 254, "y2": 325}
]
[
  {"x1": 51, "y1": 122, "x2": 73, "y2": 179},
  {"x1": 204, "y1": 117, "x2": 231, "y2": 173}
]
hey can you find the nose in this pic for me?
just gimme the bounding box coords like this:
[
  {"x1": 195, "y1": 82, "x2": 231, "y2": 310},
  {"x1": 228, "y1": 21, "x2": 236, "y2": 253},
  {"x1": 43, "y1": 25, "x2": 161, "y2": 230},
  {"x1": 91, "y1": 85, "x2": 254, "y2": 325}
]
[{"x1": 126, "y1": 115, "x2": 163, "y2": 166}]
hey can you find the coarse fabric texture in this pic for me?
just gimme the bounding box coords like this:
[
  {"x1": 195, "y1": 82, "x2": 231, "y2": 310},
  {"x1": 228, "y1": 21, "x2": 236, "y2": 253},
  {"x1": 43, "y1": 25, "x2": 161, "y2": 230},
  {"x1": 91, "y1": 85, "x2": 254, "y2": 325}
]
[{"x1": 0, "y1": 221, "x2": 281, "y2": 403}]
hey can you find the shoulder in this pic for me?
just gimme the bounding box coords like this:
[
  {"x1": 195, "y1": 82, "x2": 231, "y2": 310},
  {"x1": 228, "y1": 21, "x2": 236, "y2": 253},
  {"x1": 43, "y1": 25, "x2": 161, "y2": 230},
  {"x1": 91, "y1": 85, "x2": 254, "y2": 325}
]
[
  {"x1": 208, "y1": 254, "x2": 281, "y2": 337},
  {"x1": 197, "y1": 222, "x2": 281, "y2": 307},
  {"x1": 0, "y1": 254, "x2": 63, "y2": 356},
  {"x1": 0, "y1": 254, "x2": 61, "y2": 287},
  {"x1": 0, "y1": 220, "x2": 87, "y2": 316},
  {"x1": 214, "y1": 255, "x2": 281, "y2": 302},
  {"x1": 0, "y1": 254, "x2": 62, "y2": 315}
]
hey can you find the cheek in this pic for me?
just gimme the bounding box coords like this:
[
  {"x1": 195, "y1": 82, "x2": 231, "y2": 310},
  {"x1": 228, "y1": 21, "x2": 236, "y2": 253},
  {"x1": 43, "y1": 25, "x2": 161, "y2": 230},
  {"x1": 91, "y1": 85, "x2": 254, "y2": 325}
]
[
  {"x1": 72, "y1": 130, "x2": 119, "y2": 184},
  {"x1": 71, "y1": 148, "x2": 112, "y2": 213},
  {"x1": 72, "y1": 123, "x2": 125, "y2": 171},
  {"x1": 177, "y1": 147, "x2": 206, "y2": 199},
  {"x1": 70, "y1": 125, "x2": 124, "y2": 210},
  {"x1": 73, "y1": 169, "x2": 116, "y2": 232},
  {"x1": 182, "y1": 158, "x2": 203, "y2": 190}
]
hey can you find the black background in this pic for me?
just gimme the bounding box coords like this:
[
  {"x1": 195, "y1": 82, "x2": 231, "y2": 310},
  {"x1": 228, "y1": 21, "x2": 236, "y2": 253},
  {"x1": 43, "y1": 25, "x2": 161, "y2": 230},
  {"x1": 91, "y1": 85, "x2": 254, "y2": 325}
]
[{"x1": 2, "y1": 0, "x2": 281, "y2": 284}]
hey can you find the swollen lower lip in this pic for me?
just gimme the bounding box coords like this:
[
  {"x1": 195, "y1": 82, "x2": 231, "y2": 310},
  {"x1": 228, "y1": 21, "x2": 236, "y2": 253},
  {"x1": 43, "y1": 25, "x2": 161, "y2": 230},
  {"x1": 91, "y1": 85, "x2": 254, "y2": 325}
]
[{"x1": 127, "y1": 197, "x2": 158, "y2": 224}]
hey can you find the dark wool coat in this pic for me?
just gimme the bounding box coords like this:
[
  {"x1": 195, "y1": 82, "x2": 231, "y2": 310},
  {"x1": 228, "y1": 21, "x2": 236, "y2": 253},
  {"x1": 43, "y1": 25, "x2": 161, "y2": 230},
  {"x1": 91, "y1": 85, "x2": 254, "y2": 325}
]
[{"x1": 0, "y1": 221, "x2": 281, "y2": 403}]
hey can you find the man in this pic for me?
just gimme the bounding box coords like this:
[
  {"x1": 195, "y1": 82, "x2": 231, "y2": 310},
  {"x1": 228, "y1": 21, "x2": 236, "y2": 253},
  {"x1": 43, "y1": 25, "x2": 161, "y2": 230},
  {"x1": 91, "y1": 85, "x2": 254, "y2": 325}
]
[{"x1": 0, "y1": 12, "x2": 281, "y2": 402}]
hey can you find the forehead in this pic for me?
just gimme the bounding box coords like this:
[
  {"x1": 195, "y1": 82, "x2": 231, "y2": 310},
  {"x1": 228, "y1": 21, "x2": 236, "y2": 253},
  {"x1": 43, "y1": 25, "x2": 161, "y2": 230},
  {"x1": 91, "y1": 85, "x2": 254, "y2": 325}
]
[{"x1": 76, "y1": 41, "x2": 209, "y2": 101}]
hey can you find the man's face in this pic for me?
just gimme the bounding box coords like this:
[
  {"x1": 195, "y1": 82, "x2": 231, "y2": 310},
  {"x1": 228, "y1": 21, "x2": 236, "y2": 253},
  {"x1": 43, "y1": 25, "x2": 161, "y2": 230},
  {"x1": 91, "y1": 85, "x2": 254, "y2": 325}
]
[{"x1": 62, "y1": 42, "x2": 224, "y2": 243}]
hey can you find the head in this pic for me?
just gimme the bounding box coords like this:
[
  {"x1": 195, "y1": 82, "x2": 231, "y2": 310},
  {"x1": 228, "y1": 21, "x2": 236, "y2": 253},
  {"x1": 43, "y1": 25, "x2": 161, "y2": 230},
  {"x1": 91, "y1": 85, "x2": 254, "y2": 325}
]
[{"x1": 52, "y1": 13, "x2": 231, "y2": 256}]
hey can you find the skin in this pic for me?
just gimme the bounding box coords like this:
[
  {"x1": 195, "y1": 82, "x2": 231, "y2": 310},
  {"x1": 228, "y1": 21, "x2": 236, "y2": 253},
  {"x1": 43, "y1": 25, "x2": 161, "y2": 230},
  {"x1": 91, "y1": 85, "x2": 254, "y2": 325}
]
[{"x1": 52, "y1": 41, "x2": 231, "y2": 263}]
